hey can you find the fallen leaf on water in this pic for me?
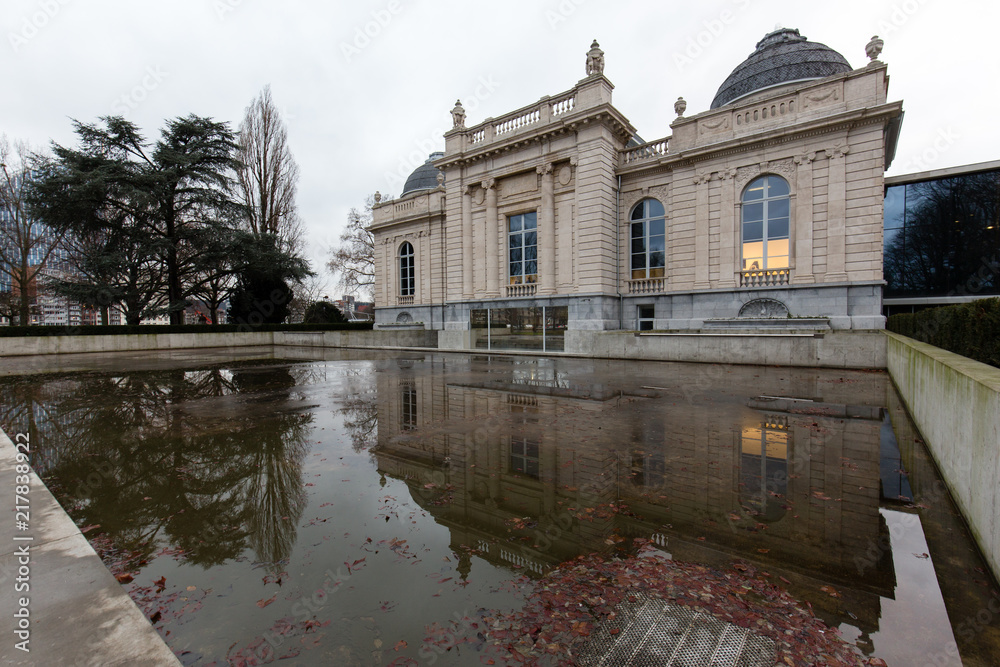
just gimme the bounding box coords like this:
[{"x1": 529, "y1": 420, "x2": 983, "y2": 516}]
[
  {"x1": 394, "y1": 639, "x2": 407, "y2": 651},
  {"x1": 115, "y1": 573, "x2": 133, "y2": 584},
  {"x1": 819, "y1": 585, "x2": 841, "y2": 598},
  {"x1": 186, "y1": 585, "x2": 197, "y2": 591},
  {"x1": 913, "y1": 553, "x2": 929, "y2": 559},
  {"x1": 257, "y1": 594, "x2": 277, "y2": 608}
]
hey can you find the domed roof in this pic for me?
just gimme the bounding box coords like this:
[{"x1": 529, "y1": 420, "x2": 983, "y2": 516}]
[
  {"x1": 710, "y1": 28, "x2": 852, "y2": 109},
  {"x1": 401, "y1": 152, "x2": 445, "y2": 196}
]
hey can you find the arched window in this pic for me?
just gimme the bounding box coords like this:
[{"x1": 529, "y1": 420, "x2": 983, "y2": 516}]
[
  {"x1": 630, "y1": 199, "x2": 666, "y2": 280},
  {"x1": 399, "y1": 242, "x2": 415, "y2": 296},
  {"x1": 741, "y1": 175, "x2": 790, "y2": 271}
]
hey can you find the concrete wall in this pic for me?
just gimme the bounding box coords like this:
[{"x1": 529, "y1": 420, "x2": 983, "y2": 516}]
[
  {"x1": 886, "y1": 332, "x2": 1000, "y2": 581},
  {"x1": 0, "y1": 330, "x2": 439, "y2": 357},
  {"x1": 562, "y1": 330, "x2": 886, "y2": 369}
]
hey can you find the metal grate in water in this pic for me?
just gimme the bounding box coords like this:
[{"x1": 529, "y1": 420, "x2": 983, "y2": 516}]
[{"x1": 577, "y1": 594, "x2": 776, "y2": 667}]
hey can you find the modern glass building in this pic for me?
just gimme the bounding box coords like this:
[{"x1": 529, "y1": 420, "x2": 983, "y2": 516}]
[{"x1": 883, "y1": 160, "x2": 1000, "y2": 316}]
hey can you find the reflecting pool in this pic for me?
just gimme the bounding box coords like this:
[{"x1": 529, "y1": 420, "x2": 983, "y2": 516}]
[{"x1": 1, "y1": 348, "x2": 997, "y2": 666}]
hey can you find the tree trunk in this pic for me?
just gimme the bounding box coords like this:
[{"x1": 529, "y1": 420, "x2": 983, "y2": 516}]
[
  {"x1": 101, "y1": 306, "x2": 109, "y2": 326},
  {"x1": 18, "y1": 259, "x2": 31, "y2": 326},
  {"x1": 164, "y1": 198, "x2": 184, "y2": 325}
]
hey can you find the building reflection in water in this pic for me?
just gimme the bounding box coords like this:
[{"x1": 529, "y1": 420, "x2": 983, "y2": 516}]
[{"x1": 372, "y1": 354, "x2": 896, "y2": 646}]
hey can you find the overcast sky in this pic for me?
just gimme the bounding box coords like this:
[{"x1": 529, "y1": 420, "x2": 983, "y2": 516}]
[{"x1": 4, "y1": 0, "x2": 995, "y2": 290}]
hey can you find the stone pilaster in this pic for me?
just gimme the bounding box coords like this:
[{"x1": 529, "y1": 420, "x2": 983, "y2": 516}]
[
  {"x1": 537, "y1": 163, "x2": 556, "y2": 294},
  {"x1": 792, "y1": 152, "x2": 817, "y2": 283},
  {"x1": 825, "y1": 144, "x2": 850, "y2": 282},
  {"x1": 462, "y1": 185, "x2": 473, "y2": 298},
  {"x1": 693, "y1": 172, "x2": 712, "y2": 289},
  {"x1": 483, "y1": 178, "x2": 499, "y2": 296},
  {"x1": 718, "y1": 168, "x2": 738, "y2": 288}
]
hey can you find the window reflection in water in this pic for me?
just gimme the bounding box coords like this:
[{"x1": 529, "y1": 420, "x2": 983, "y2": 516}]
[
  {"x1": 400, "y1": 381, "x2": 417, "y2": 431},
  {"x1": 740, "y1": 417, "x2": 789, "y2": 522},
  {"x1": 508, "y1": 400, "x2": 540, "y2": 478}
]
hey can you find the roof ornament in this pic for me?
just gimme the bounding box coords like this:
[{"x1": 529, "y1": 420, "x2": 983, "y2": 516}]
[
  {"x1": 374, "y1": 191, "x2": 381, "y2": 204},
  {"x1": 450, "y1": 99, "x2": 466, "y2": 129},
  {"x1": 674, "y1": 96, "x2": 687, "y2": 118},
  {"x1": 586, "y1": 40, "x2": 605, "y2": 76},
  {"x1": 865, "y1": 35, "x2": 884, "y2": 65}
]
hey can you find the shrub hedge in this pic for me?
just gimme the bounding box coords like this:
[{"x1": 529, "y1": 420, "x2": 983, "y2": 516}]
[
  {"x1": 0, "y1": 322, "x2": 374, "y2": 338},
  {"x1": 886, "y1": 297, "x2": 1000, "y2": 368}
]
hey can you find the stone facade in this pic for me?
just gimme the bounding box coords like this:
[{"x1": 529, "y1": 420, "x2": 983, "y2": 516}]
[{"x1": 369, "y1": 30, "x2": 903, "y2": 337}]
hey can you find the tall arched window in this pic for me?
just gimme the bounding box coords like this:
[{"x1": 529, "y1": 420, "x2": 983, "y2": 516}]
[
  {"x1": 741, "y1": 175, "x2": 790, "y2": 272},
  {"x1": 630, "y1": 199, "x2": 666, "y2": 279},
  {"x1": 399, "y1": 242, "x2": 415, "y2": 296}
]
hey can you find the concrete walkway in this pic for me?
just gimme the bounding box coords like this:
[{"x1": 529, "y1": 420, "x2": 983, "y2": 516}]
[{"x1": 0, "y1": 430, "x2": 181, "y2": 666}]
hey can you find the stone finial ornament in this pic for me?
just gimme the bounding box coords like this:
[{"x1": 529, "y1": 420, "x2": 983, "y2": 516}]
[
  {"x1": 450, "y1": 99, "x2": 466, "y2": 129},
  {"x1": 674, "y1": 96, "x2": 687, "y2": 117},
  {"x1": 374, "y1": 191, "x2": 382, "y2": 204},
  {"x1": 586, "y1": 40, "x2": 605, "y2": 76},
  {"x1": 865, "y1": 35, "x2": 884, "y2": 63}
]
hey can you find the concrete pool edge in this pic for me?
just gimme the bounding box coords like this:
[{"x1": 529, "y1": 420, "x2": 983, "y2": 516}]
[
  {"x1": 1, "y1": 329, "x2": 888, "y2": 370},
  {"x1": 0, "y1": 429, "x2": 182, "y2": 666}
]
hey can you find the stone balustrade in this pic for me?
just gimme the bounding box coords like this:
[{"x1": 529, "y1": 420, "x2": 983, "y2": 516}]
[
  {"x1": 621, "y1": 137, "x2": 670, "y2": 166},
  {"x1": 628, "y1": 277, "x2": 666, "y2": 294},
  {"x1": 505, "y1": 283, "x2": 537, "y2": 298},
  {"x1": 397, "y1": 295, "x2": 414, "y2": 306},
  {"x1": 460, "y1": 89, "x2": 578, "y2": 150},
  {"x1": 740, "y1": 269, "x2": 790, "y2": 288}
]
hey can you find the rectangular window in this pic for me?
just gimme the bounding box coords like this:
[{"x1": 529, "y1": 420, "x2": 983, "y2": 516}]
[
  {"x1": 508, "y1": 212, "x2": 537, "y2": 285},
  {"x1": 637, "y1": 305, "x2": 654, "y2": 331},
  {"x1": 509, "y1": 437, "x2": 540, "y2": 477}
]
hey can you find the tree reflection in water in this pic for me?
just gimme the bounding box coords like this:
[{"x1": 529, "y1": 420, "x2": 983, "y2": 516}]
[{"x1": 0, "y1": 362, "x2": 311, "y2": 570}]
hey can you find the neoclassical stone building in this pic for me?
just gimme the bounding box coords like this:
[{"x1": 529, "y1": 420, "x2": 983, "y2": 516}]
[{"x1": 370, "y1": 30, "x2": 903, "y2": 350}]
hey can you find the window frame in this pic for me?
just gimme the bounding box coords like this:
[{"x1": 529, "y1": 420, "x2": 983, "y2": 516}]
[
  {"x1": 740, "y1": 175, "x2": 791, "y2": 272},
  {"x1": 507, "y1": 211, "x2": 538, "y2": 285},
  {"x1": 399, "y1": 241, "x2": 415, "y2": 297},
  {"x1": 629, "y1": 199, "x2": 666, "y2": 281}
]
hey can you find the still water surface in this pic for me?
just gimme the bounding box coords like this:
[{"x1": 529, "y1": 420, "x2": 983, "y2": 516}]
[{"x1": 1, "y1": 348, "x2": 997, "y2": 666}]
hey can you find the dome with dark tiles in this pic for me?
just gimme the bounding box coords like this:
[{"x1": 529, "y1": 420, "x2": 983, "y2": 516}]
[
  {"x1": 401, "y1": 152, "x2": 445, "y2": 195},
  {"x1": 710, "y1": 28, "x2": 852, "y2": 109}
]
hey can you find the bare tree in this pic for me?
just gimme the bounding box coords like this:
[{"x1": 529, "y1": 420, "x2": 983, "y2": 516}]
[
  {"x1": 236, "y1": 85, "x2": 303, "y2": 255},
  {"x1": 327, "y1": 194, "x2": 380, "y2": 303},
  {"x1": 0, "y1": 137, "x2": 64, "y2": 325}
]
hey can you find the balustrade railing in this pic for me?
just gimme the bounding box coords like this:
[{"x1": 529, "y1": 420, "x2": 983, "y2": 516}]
[
  {"x1": 739, "y1": 269, "x2": 790, "y2": 288},
  {"x1": 628, "y1": 277, "x2": 666, "y2": 294},
  {"x1": 621, "y1": 137, "x2": 670, "y2": 166},
  {"x1": 505, "y1": 283, "x2": 537, "y2": 298},
  {"x1": 396, "y1": 295, "x2": 414, "y2": 306}
]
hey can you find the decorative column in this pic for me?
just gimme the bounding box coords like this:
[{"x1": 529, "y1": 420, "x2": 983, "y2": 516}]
[
  {"x1": 693, "y1": 173, "x2": 712, "y2": 289},
  {"x1": 792, "y1": 153, "x2": 817, "y2": 283},
  {"x1": 537, "y1": 163, "x2": 556, "y2": 294},
  {"x1": 483, "y1": 178, "x2": 499, "y2": 296},
  {"x1": 718, "y1": 169, "x2": 738, "y2": 288},
  {"x1": 462, "y1": 185, "x2": 474, "y2": 298},
  {"x1": 825, "y1": 145, "x2": 850, "y2": 282}
]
